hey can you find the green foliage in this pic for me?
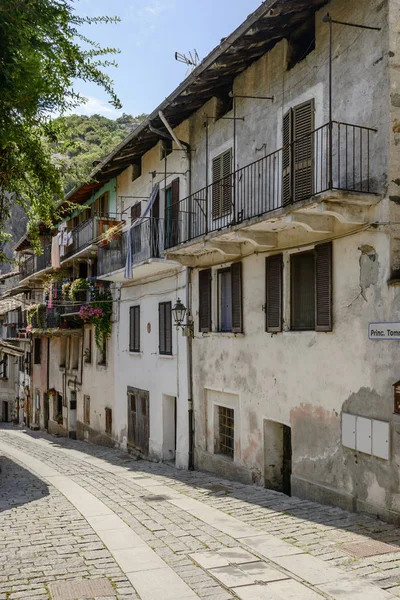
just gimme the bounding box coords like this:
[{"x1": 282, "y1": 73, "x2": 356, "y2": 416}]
[
  {"x1": 55, "y1": 113, "x2": 147, "y2": 192},
  {"x1": 0, "y1": 0, "x2": 121, "y2": 250},
  {"x1": 89, "y1": 288, "x2": 113, "y2": 352},
  {"x1": 69, "y1": 278, "x2": 91, "y2": 301},
  {"x1": 26, "y1": 303, "x2": 46, "y2": 328}
]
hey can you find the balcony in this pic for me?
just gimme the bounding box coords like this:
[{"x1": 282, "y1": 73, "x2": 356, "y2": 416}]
[
  {"x1": 98, "y1": 218, "x2": 181, "y2": 281},
  {"x1": 165, "y1": 121, "x2": 380, "y2": 263},
  {"x1": 62, "y1": 212, "x2": 121, "y2": 262},
  {"x1": 19, "y1": 243, "x2": 51, "y2": 281}
]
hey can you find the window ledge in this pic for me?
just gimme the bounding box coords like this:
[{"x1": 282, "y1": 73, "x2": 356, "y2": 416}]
[
  {"x1": 159, "y1": 354, "x2": 174, "y2": 359},
  {"x1": 97, "y1": 362, "x2": 107, "y2": 368},
  {"x1": 198, "y1": 332, "x2": 244, "y2": 339},
  {"x1": 129, "y1": 351, "x2": 142, "y2": 356}
]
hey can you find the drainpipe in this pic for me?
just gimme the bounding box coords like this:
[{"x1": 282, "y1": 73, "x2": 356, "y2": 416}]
[{"x1": 187, "y1": 266, "x2": 194, "y2": 470}]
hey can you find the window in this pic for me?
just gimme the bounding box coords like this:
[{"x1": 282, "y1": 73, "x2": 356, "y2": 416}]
[
  {"x1": 131, "y1": 202, "x2": 141, "y2": 223},
  {"x1": 59, "y1": 337, "x2": 66, "y2": 367},
  {"x1": 98, "y1": 338, "x2": 107, "y2": 365},
  {"x1": 105, "y1": 407, "x2": 112, "y2": 435},
  {"x1": 282, "y1": 99, "x2": 314, "y2": 205},
  {"x1": 34, "y1": 338, "x2": 41, "y2": 364},
  {"x1": 70, "y1": 337, "x2": 79, "y2": 370},
  {"x1": 96, "y1": 192, "x2": 109, "y2": 217},
  {"x1": 25, "y1": 352, "x2": 31, "y2": 375},
  {"x1": 84, "y1": 395, "x2": 90, "y2": 425},
  {"x1": 287, "y1": 17, "x2": 315, "y2": 71},
  {"x1": 131, "y1": 159, "x2": 142, "y2": 182},
  {"x1": 290, "y1": 242, "x2": 332, "y2": 332},
  {"x1": 160, "y1": 138, "x2": 173, "y2": 160},
  {"x1": 199, "y1": 269, "x2": 212, "y2": 333},
  {"x1": 212, "y1": 149, "x2": 232, "y2": 219},
  {"x1": 0, "y1": 354, "x2": 8, "y2": 379},
  {"x1": 216, "y1": 406, "x2": 234, "y2": 459},
  {"x1": 159, "y1": 301, "x2": 172, "y2": 355},
  {"x1": 217, "y1": 262, "x2": 242, "y2": 333},
  {"x1": 129, "y1": 306, "x2": 140, "y2": 352}
]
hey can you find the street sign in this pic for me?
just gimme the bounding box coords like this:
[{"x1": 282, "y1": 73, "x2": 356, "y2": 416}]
[{"x1": 369, "y1": 323, "x2": 400, "y2": 340}]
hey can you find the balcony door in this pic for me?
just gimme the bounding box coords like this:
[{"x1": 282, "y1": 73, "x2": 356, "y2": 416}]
[
  {"x1": 151, "y1": 190, "x2": 160, "y2": 258},
  {"x1": 282, "y1": 99, "x2": 314, "y2": 206},
  {"x1": 164, "y1": 179, "x2": 179, "y2": 249}
]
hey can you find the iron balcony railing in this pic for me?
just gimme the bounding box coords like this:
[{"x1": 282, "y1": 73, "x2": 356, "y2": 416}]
[
  {"x1": 20, "y1": 243, "x2": 52, "y2": 281},
  {"x1": 97, "y1": 218, "x2": 181, "y2": 277},
  {"x1": 164, "y1": 120, "x2": 377, "y2": 249},
  {"x1": 63, "y1": 212, "x2": 121, "y2": 260}
]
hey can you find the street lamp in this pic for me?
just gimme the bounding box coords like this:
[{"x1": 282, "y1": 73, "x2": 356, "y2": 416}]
[{"x1": 172, "y1": 298, "x2": 193, "y2": 337}]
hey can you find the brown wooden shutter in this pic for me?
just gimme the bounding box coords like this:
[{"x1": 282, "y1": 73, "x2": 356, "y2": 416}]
[
  {"x1": 212, "y1": 154, "x2": 222, "y2": 219},
  {"x1": 158, "y1": 303, "x2": 165, "y2": 354},
  {"x1": 282, "y1": 109, "x2": 293, "y2": 206},
  {"x1": 199, "y1": 269, "x2": 212, "y2": 332},
  {"x1": 222, "y1": 149, "x2": 232, "y2": 216},
  {"x1": 129, "y1": 307, "x2": 135, "y2": 351},
  {"x1": 293, "y1": 99, "x2": 314, "y2": 202},
  {"x1": 266, "y1": 254, "x2": 283, "y2": 332},
  {"x1": 315, "y1": 242, "x2": 332, "y2": 332},
  {"x1": 231, "y1": 262, "x2": 242, "y2": 333},
  {"x1": 170, "y1": 178, "x2": 180, "y2": 246},
  {"x1": 134, "y1": 306, "x2": 140, "y2": 351}
]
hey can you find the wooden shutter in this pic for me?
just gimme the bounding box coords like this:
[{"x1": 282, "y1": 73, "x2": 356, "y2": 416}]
[
  {"x1": 159, "y1": 302, "x2": 172, "y2": 355},
  {"x1": 159, "y1": 303, "x2": 165, "y2": 354},
  {"x1": 315, "y1": 242, "x2": 332, "y2": 332},
  {"x1": 170, "y1": 178, "x2": 180, "y2": 246},
  {"x1": 282, "y1": 109, "x2": 293, "y2": 206},
  {"x1": 129, "y1": 306, "x2": 140, "y2": 352},
  {"x1": 222, "y1": 149, "x2": 232, "y2": 216},
  {"x1": 231, "y1": 262, "x2": 242, "y2": 333},
  {"x1": 266, "y1": 254, "x2": 283, "y2": 332},
  {"x1": 293, "y1": 99, "x2": 314, "y2": 202},
  {"x1": 199, "y1": 269, "x2": 212, "y2": 332},
  {"x1": 212, "y1": 154, "x2": 222, "y2": 219}
]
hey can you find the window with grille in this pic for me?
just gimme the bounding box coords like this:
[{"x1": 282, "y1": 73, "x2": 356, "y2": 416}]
[
  {"x1": 34, "y1": 338, "x2": 41, "y2": 364},
  {"x1": 217, "y1": 263, "x2": 242, "y2": 333},
  {"x1": 105, "y1": 407, "x2": 112, "y2": 435},
  {"x1": 159, "y1": 301, "x2": 172, "y2": 355},
  {"x1": 129, "y1": 305, "x2": 140, "y2": 352},
  {"x1": 216, "y1": 406, "x2": 234, "y2": 459},
  {"x1": 84, "y1": 395, "x2": 90, "y2": 425},
  {"x1": 212, "y1": 149, "x2": 232, "y2": 219},
  {"x1": 290, "y1": 242, "x2": 332, "y2": 332}
]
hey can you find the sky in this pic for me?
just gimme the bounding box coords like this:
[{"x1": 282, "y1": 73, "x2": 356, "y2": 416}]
[{"x1": 74, "y1": 0, "x2": 262, "y2": 119}]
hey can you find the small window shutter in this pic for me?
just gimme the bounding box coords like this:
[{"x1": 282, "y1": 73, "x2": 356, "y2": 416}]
[
  {"x1": 315, "y1": 242, "x2": 332, "y2": 332},
  {"x1": 170, "y1": 178, "x2": 180, "y2": 246},
  {"x1": 199, "y1": 269, "x2": 212, "y2": 332},
  {"x1": 129, "y1": 307, "x2": 134, "y2": 351},
  {"x1": 231, "y1": 262, "x2": 242, "y2": 333},
  {"x1": 293, "y1": 99, "x2": 314, "y2": 202},
  {"x1": 222, "y1": 149, "x2": 232, "y2": 216},
  {"x1": 159, "y1": 303, "x2": 165, "y2": 354},
  {"x1": 134, "y1": 307, "x2": 140, "y2": 351},
  {"x1": 165, "y1": 302, "x2": 172, "y2": 354},
  {"x1": 266, "y1": 254, "x2": 283, "y2": 332},
  {"x1": 282, "y1": 109, "x2": 293, "y2": 206}
]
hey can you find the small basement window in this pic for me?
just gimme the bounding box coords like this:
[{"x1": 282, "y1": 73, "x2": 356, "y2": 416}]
[
  {"x1": 287, "y1": 17, "x2": 315, "y2": 71},
  {"x1": 216, "y1": 406, "x2": 235, "y2": 459}
]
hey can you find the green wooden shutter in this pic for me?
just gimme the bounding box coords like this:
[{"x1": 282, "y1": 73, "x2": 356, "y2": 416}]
[
  {"x1": 266, "y1": 254, "x2": 283, "y2": 332},
  {"x1": 129, "y1": 307, "x2": 135, "y2": 351},
  {"x1": 199, "y1": 269, "x2": 212, "y2": 332},
  {"x1": 315, "y1": 242, "x2": 332, "y2": 332},
  {"x1": 231, "y1": 262, "x2": 242, "y2": 333},
  {"x1": 158, "y1": 303, "x2": 165, "y2": 354},
  {"x1": 293, "y1": 99, "x2": 314, "y2": 202},
  {"x1": 282, "y1": 109, "x2": 293, "y2": 206}
]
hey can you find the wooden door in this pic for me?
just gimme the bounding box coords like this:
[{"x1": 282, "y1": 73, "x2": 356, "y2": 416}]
[
  {"x1": 282, "y1": 425, "x2": 292, "y2": 496},
  {"x1": 127, "y1": 387, "x2": 149, "y2": 454}
]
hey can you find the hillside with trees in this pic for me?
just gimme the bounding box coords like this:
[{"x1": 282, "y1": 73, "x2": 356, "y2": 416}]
[{"x1": 57, "y1": 113, "x2": 147, "y2": 193}]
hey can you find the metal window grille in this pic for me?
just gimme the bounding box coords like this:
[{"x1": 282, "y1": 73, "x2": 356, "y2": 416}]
[{"x1": 217, "y1": 406, "x2": 234, "y2": 459}]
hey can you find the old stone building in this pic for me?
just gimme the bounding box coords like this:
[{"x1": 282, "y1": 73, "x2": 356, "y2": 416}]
[{"x1": 2, "y1": 0, "x2": 400, "y2": 523}]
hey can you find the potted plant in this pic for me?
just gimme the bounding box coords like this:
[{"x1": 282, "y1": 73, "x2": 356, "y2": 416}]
[
  {"x1": 62, "y1": 281, "x2": 72, "y2": 300},
  {"x1": 55, "y1": 412, "x2": 63, "y2": 425}
]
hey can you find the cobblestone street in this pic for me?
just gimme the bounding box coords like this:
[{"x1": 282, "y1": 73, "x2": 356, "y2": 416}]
[{"x1": 2, "y1": 427, "x2": 400, "y2": 599}]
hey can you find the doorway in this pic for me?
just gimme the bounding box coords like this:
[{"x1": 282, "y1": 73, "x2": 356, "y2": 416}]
[
  {"x1": 263, "y1": 419, "x2": 292, "y2": 496},
  {"x1": 43, "y1": 393, "x2": 49, "y2": 431},
  {"x1": 2, "y1": 401, "x2": 8, "y2": 422},
  {"x1": 127, "y1": 387, "x2": 149, "y2": 454},
  {"x1": 69, "y1": 391, "x2": 77, "y2": 439},
  {"x1": 162, "y1": 395, "x2": 177, "y2": 462}
]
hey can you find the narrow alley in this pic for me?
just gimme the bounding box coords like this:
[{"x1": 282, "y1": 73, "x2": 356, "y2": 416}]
[{"x1": 1, "y1": 427, "x2": 400, "y2": 600}]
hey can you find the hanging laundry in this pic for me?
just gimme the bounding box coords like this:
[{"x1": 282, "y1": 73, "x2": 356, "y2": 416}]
[{"x1": 51, "y1": 234, "x2": 60, "y2": 269}]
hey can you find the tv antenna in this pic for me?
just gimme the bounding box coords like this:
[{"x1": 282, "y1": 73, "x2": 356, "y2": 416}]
[{"x1": 175, "y1": 49, "x2": 200, "y2": 74}]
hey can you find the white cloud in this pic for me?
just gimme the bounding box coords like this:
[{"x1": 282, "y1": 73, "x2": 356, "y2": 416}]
[{"x1": 69, "y1": 96, "x2": 123, "y2": 118}]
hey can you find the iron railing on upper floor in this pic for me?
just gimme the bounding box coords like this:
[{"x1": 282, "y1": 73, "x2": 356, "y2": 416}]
[{"x1": 164, "y1": 120, "x2": 378, "y2": 249}]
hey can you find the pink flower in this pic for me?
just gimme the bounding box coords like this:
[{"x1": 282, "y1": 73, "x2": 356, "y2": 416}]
[{"x1": 26, "y1": 324, "x2": 33, "y2": 333}]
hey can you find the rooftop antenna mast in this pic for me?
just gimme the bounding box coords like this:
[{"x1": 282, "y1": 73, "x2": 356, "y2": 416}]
[{"x1": 175, "y1": 49, "x2": 200, "y2": 75}]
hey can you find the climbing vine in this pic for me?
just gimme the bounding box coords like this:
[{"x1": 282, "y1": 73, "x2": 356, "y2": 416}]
[
  {"x1": 26, "y1": 303, "x2": 46, "y2": 331},
  {"x1": 79, "y1": 288, "x2": 112, "y2": 351}
]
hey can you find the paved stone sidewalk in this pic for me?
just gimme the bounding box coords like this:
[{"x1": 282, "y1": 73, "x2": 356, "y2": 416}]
[{"x1": 1, "y1": 427, "x2": 400, "y2": 599}]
